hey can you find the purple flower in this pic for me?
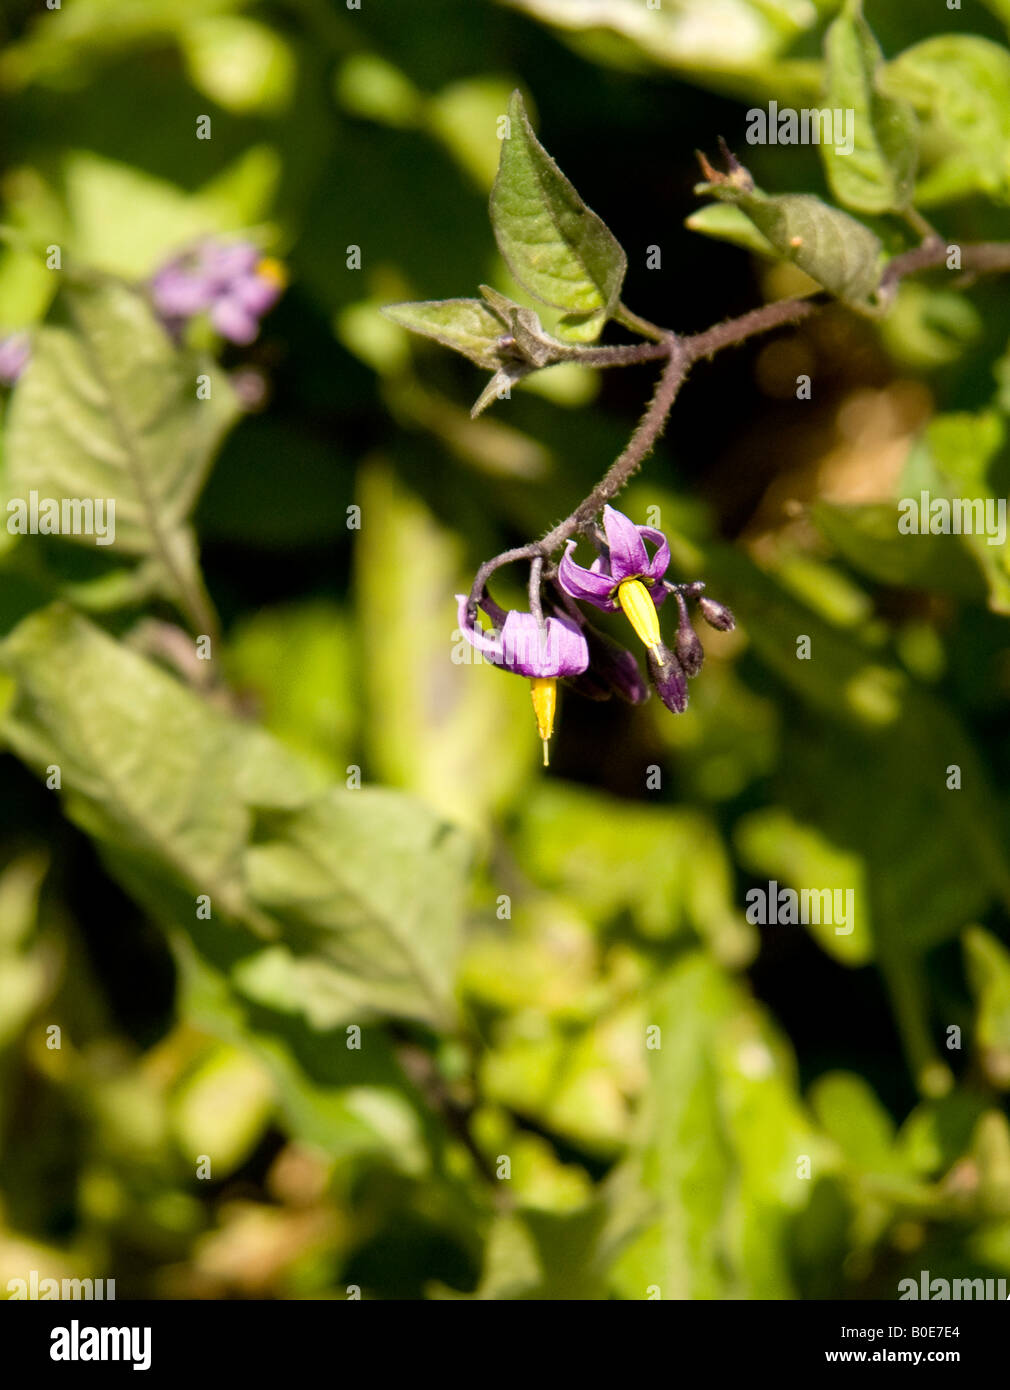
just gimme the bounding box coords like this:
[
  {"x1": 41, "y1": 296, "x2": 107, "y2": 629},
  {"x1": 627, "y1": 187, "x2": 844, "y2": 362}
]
[
  {"x1": 558, "y1": 505, "x2": 670, "y2": 613},
  {"x1": 555, "y1": 506, "x2": 736, "y2": 717},
  {"x1": 455, "y1": 595, "x2": 588, "y2": 677},
  {"x1": 456, "y1": 594, "x2": 588, "y2": 764},
  {"x1": 0, "y1": 332, "x2": 31, "y2": 386},
  {"x1": 559, "y1": 505, "x2": 672, "y2": 658},
  {"x1": 150, "y1": 240, "x2": 286, "y2": 345}
]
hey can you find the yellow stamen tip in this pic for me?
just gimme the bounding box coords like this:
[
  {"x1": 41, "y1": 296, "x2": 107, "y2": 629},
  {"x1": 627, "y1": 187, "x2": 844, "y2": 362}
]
[
  {"x1": 530, "y1": 676, "x2": 556, "y2": 765},
  {"x1": 617, "y1": 578, "x2": 662, "y2": 652},
  {"x1": 542, "y1": 739, "x2": 550, "y2": 767},
  {"x1": 257, "y1": 256, "x2": 288, "y2": 289}
]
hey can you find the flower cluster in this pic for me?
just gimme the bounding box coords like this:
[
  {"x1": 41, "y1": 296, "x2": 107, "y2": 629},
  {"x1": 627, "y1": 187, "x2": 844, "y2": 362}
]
[
  {"x1": 0, "y1": 332, "x2": 31, "y2": 386},
  {"x1": 458, "y1": 505, "x2": 734, "y2": 763},
  {"x1": 150, "y1": 240, "x2": 286, "y2": 345}
]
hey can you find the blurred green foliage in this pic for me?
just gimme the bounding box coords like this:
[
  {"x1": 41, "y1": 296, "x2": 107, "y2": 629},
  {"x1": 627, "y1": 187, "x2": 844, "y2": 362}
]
[{"x1": 1, "y1": 0, "x2": 1010, "y2": 1301}]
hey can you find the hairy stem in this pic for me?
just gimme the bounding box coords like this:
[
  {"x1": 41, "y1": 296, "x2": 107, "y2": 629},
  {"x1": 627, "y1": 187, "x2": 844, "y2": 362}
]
[{"x1": 468, "y1": 234, "x2": 1010, "y2": 613}]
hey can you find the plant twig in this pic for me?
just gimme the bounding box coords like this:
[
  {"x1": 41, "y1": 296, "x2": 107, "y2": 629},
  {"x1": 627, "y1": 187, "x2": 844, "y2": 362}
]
[{"x1": 467, "y1": 235, "x2": 1010, "y2": 613}]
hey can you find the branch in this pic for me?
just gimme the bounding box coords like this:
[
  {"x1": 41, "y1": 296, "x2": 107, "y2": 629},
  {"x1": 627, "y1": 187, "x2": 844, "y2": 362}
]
[
  {"x1": 467, "y1": 339, "x2": 687, "y2": 615},
  {"x1": 468, "y1": 234, "x2": 1010, "y2": 613}
]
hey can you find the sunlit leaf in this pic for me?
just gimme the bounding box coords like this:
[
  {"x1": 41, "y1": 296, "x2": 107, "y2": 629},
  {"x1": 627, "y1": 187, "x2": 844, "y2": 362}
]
[
  {"x1": 4, "y1": 281, "x2": 238, "y2": 618},
  {"x1": 821, "y1": 0, "x2": 917, "y2": 214},
  {"x1": 490, "y1": 90, "x2": 626, "y2": 336},
  {"x1": 884, "y1": 36, "x2": 1010, "y2": 204}
]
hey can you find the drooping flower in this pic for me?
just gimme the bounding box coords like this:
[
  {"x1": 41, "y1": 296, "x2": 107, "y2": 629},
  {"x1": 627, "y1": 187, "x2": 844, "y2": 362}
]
[
  {"x1": 0, "y1": 332, "x2": 31, "y2": 386},
  {"x1": 557, "y1": 507, "x2": 736, "y2": 717},
  {"x1": 456, "y1": 594, "x2": 589, "y2": 764},
  {"x1": 150, "y1": 240, "x2": 286, "y2": 345},
  {"x1": 558, "y1": 504, "x2": 670, "y2": 654}
]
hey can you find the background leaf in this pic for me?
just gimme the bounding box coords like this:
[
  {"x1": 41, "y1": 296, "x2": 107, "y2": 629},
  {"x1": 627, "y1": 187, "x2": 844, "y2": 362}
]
[
  {"x1": 490, "y1": 90, "x2": 627, "y2": 337},
  {"x1": 3, "y1": 281, "x2": 238, "y2": 617},
  {"x1": 821, "y1": 0, "x2": 918, "y2": 214}
]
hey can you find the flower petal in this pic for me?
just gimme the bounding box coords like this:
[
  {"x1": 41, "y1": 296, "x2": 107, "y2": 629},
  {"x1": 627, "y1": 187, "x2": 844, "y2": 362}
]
[
  {"x1": 638, "y1": 525, "x2": 671, "y2": 585},
  {"x1": 558, "y1": 541, "x2": 618, "y2": 610},
  {"x1": 500, "y1": 610, "x2": 589, "y2": 677},
  {"x1": 232, "y1": 271, "x2": 282, "y2": 317},
  {"x1": 150, "y1": 266, "x2": 214, "y2": 318},
  {"x1": 456, "y1": 598, "x2": 588, "y2": 677},
  {"x1": 210, "y1": 296, "x2": 259, "y2": 345},
  {"x1": 602, "y1": 505, "x2": 649, "y2": 581},
  {"x1": 456, "y1": 593, "x2": 505, "y2": 664}
]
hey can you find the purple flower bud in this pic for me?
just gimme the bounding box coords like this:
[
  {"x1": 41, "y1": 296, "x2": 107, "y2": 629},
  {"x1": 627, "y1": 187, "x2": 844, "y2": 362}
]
[
  {"x1": 0, "y1": 332, "x2": 31, "y2": 386},
  {"x1": 673, "y1": 592, "x2": 705, "y2": 677},
  {"x1": 647, "y1": 643, "x2": 688, "y2": 714},
  {"x1": 698, "y1": 595, "x2": 736, "y2": 631},
  {"x1": 579, "y1": 622, "x2": 649, "y2": 704}
]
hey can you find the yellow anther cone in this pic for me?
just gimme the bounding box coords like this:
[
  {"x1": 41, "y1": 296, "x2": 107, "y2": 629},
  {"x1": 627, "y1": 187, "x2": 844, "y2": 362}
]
[
  {"x1": 529, "y1": 677, "x2": 556, "y2": 766},
  {"x1": 617, "y1": 578, "x2": 662, "y2": 653}
]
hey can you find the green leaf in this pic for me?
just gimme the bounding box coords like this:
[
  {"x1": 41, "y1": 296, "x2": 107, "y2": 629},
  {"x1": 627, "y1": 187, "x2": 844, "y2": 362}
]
[
  {"x1": 243, "y1": 787, "x2": 469, "y2": 1028},
  {"x1": 515, "y1": 781, "x2": 756, "y2": 966},
  {"x1": 490, "y1": 90, "x2": 627, "y2": 336},
  {"x1": 821, "y1": 0, "x2": 917, "y2": 214},
  {"x1": 173, "y1": 932, "x2": 431, "y2": 1167},
  {"x1": 811, "y1": 1067, "x2": 922, "y2": 1189},
  {"x1": 0, "y1": 603, "x2": 313, "y2": 933},
  {"x1": 905, "y1": 411, "x2": 1010, "y2": 613},
  {"x1": 383, "y1": 289, "x2": 572, "y2": 411},
  {"x1": 442, "y1": 1175, "x2": 646, "y2": 1300},
  {"x1": 3, "y1": 281, "x2": 238, "y2": 616},
  {"x1": 685, "y1": 202, "x2": 778, "y2": 257},
  {"x1": 0, "y1": 853, "x2": 49, "y2": 1054},
  {"x1": 170, "y1": 1041, "x2": 275, "y2": 1177},
  {"x1": 700, "y1": 543, "x2": 1010, "y2": 1093},
  {"x1": 355, "y1": 460, "x2": 531, "y2": 826},
  {"x1": 503, "y1": 0, "x2": 825, "y2": 106},
  {"x1": 382, "y1": 298, "x2": 507, "y2": 369},
  {"x1": 884, "y1": 37, "x2": 1010, "y2": 204},
  {"x1": 964, "y1": 927, "x2": 1010, "y2": 1089},
  {"x1": 225, "y1": 601, "x2": 358, "y2": 782},
  {"x1": 64, "y1": 150, "x2": 279, "y2": 279},
  {"x1": 698, "y1": 176, "x2": 882, "y2": 310},
  {"x1": 0, "y1": 604, "x2": 470, "y2": 1029},
  {"x1": 879, "y1": 283, "x2": 981, "y2": 370},
  {"x1": 810, "y1": 1072, "x2": 908, "y2": 1176},
  {"x1": 480, "y1": 1000, "x2": 646, "y2": 1154},
  {"x1": 180, "y1": 16, "x2": 295, "y2": 115},
  {"x1": 470, "y1": 365, "x2": 533, "y2": 418},
  {"x1": 611, "y1": 953, "x2": 819, "y2": 1299},
  {"x1": 813, "y1": 502, "x2": 987, "y2": 602},
  {"x1": 734, "y1": 807, "x2": 871, "y2": 965}
]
